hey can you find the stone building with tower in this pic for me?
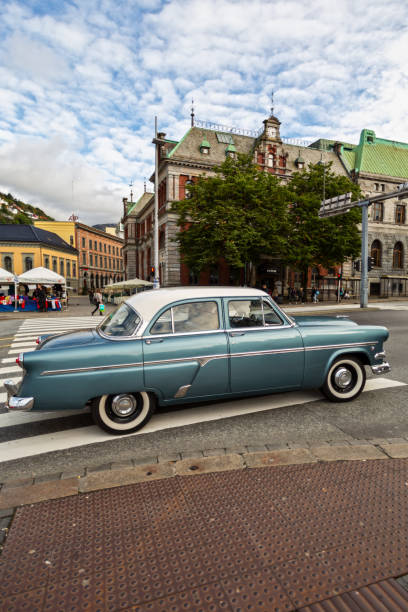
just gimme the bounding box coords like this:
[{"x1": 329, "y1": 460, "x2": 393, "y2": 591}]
[{"x1": 122, "y1": 110, "x2": 408, "y2": 298}]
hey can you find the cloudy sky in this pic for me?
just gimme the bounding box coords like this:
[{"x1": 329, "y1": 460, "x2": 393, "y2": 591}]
[{"x1": 0, "y1": 0, "x2": 407, "y2": 225}]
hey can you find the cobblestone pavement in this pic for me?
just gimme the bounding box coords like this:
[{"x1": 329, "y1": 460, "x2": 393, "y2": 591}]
[{"x1": 2, "y1": 447, "x2": 408, "y2": 610}]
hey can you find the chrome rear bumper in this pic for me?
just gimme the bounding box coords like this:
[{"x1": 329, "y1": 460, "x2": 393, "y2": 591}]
[{"x1": 4, "y1": 379, "x2": 34, "y2": 412}]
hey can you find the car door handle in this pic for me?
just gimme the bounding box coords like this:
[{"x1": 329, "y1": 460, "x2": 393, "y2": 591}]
[
  {"x1": 229, "y1": 332, "x2": 245, "y2": 336},
  {"x1": 145, "y1": 339, "x2": 164, "y2": 344}
]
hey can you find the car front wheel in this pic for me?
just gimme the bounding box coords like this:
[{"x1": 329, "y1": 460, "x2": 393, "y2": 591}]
[
  {"x1": 91, "y1": 391, "x2": 155, "y2": 434},
  {"x1": 321, "y1": 356, "x2": 366, "y2": 402}
]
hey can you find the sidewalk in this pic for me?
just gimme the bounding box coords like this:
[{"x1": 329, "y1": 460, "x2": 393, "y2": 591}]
[{"x1": 1, "y1": 443, "x2": 408, "y2": 610}]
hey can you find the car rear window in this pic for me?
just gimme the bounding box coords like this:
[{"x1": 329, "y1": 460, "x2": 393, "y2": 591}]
[{"x1": 99, "y1": 303, "x2": 141, "y2": 337}]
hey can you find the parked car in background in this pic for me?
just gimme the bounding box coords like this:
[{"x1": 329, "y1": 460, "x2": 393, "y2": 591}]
[{"x1": 5, "y1": 287, "x2": 390, "y2": 434}]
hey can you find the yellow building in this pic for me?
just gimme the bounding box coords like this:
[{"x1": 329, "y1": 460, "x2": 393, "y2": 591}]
[
  {"x1": 34, "y1": 221, "x2": 77, "y2": 248},
  {"x1": 0, "y1": 225, "x2": 79, "y2": 290}
]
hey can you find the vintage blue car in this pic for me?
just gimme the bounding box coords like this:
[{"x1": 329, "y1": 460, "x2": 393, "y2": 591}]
[{"x1": 5, "y1": 287, "x2": 390, "y2": 434}]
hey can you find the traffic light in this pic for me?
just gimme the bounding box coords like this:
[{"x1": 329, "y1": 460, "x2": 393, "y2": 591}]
[
  {"x1": 337, "y1": 272, "x2": 342, "y2": 280},
  {"x1": 367, "y1": 256, "x2": 374, "y2": 271},
  {"x1": 353, "y1": 260, "x2": 360, "y2": 272},
  {"x1": 150, "y1": 266, "x2": 155, "y2": 277}
]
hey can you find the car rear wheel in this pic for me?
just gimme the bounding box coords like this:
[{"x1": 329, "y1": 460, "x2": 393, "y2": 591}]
[
  {"x1": 91, "y1": 392, "x2": 155, "y2": 434},
  {"x1": 321, "y1": 356, "x2": 366, "y2": 402}
]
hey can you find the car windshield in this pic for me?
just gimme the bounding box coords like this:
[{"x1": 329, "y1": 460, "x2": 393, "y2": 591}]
[{"x1": 98, "y1": 303, "x2": 141, "y2": 337}]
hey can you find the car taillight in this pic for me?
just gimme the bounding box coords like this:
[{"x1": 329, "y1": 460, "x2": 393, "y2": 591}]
[{"x1": 16, "y1": 353, "x2": 24, "y2": 368}]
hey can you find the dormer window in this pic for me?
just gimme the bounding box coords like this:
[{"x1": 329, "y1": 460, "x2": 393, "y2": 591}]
[
  {"x1": 199, "y1": 137, "x2": 211, "y2": 155},
  {"x1": 295, "y1": 152, "x2": 305, "y2": 169},
  {"x1": 225, "y1": 142, "x2": 236, "y2": 158}
]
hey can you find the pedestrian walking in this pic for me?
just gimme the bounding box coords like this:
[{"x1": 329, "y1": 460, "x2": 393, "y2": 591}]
[
  {"x1": 91, "y1": 289, "x2": 103, "y2": 316},
  {"x1": 88, "y1": 290, "x2": 94, "y2": 305}
]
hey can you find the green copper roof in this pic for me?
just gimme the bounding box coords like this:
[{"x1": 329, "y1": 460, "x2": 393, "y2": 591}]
[
  {"x1": 167, "y1": 128, "x2": 191, "y2": 158},
  {"x1": 341, "y1": 129, "x2": 408, "y2": 178},
  {"x1": 225, "y1": 142, "x2": 236, "y2": 153},
  {"x1": 200, "y1": 138, "x2": 211, "y2": 150}
]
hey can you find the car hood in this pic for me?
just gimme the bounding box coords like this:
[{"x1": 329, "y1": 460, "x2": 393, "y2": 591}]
[
  {"x1": 38, "y1": 328, "x2": 103, "y2": 350},
  {"x1": 292, "y1": 315, "x2": 358, "y2": 327}
]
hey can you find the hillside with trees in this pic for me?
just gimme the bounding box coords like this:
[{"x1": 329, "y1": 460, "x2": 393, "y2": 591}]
[{"x1": 0, "y1": 192, "x2": 54, "y2": 224}]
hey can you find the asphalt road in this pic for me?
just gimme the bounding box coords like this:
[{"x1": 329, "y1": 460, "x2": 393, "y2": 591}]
[{"x1": 0, "y1": 307, "x2": 407, "y2": 481}]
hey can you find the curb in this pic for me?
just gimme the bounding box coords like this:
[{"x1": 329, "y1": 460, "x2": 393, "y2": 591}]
[{"x1": 1, "y1": 441, "x2": 408, "y2": 511}]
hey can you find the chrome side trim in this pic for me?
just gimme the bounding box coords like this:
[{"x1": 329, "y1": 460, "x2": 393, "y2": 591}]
[
  {"x1": 41, "y1": 362, "x2": 143, "y2": 376},
  {"x1": 40, "y1": 341, "x2": 377, "y2": 376},
  {"x1": 174, "y1": 384, "x2": 191, "y2": 398},
  {"x1": 374, "y1": 351, "x2": 386, "y2": 360},
  {"x1": 305, "y1": 341, "x2": 377, "y2": 352}
]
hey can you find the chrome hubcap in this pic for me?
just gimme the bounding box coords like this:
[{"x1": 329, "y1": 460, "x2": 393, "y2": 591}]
[
  {"x1": 111, "y1": 394, "x2": 137, "y2": 417},
  {"x1": 334, "y1": 367, "x2": 352, "y2": 388}
]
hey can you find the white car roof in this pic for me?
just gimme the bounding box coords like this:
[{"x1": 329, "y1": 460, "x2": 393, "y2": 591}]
[{"x1": 127, "y1": 286, "x2": 267, "y2": 323}]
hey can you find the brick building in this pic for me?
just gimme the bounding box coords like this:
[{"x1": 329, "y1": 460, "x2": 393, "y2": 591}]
[
  {"x1": 35, "y1": 221, "x2": 124, "y2": 292},
  {"x1": 123, "y1": 112, "x2": 408, "y2": 297}
]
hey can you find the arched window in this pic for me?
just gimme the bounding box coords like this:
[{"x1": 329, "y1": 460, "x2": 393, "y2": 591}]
[
  {"x1": 4, "y1": 256, "x2": 12, "y2": 272},
  {"x1": 393, "y1": 242, "x2": 403, "y2": 269},
  {"x1": 371, "y1": 240, "x2": 382, "y2": 267},
  {"x1": 25, "y1": 257, "x2": 33, "y2": 271}
]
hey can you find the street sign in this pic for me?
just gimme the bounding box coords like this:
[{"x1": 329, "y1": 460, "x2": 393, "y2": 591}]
[{"x1": 319, "y1": 192, "x2": 352, "y2": 217}]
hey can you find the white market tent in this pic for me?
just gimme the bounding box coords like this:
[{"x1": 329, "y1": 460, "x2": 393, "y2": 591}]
[
  {"x1": 104, "y1": 278, "x2": 153, "y2": 305},
  {"x1": 104, "y1": 278, "x2": 153, "y2": 290},
  {"x1": 17, "y1": 267, "x2": 66, "y2": 312},
  {"x1": 0, "y1": 267, "x2": 18, "y2": 312},
  {"x1": 17, "y1": 266, "x2": 66, "y2": 286}
]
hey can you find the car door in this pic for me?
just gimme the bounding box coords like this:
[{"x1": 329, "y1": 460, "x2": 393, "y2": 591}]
[
  {"x1": 143, "y1": 299, "x2": 229, "y2": 401},
  {"x1": 227, "y1": 297, "x2": 304, "y2": 393}
]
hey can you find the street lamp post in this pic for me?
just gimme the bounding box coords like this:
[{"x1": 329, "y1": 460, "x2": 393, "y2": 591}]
[{"x1": 152, "y1": 117, "x2": 164, "y2": 289}]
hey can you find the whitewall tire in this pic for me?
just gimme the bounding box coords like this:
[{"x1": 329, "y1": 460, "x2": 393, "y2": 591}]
[
  {"x1": 91, "y1": 391, "x2": 155, "y2": 434},
  {"x1": 321, "y1": 356, "x2": 366, "y2": 402}
]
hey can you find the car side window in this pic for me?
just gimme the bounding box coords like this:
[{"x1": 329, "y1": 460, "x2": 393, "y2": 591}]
[
  {"x1": 228, "y1": 299, "x2": 282, "y2": 328},
  {"x1": 150, "y1": 301, "x2": 220, "y2": 335},
  {"x1": 174, "y1": 301, "x2": 219, "y2": 333},
  {"x1": 262, "y1": 299, "x2": 283, "y2": 325},
  {"x1": 228, "y1": 299, "x2": 263, "y2": 327},
  {"x1": 150, "y1": 308, "x2": 172, "y2": 335}
]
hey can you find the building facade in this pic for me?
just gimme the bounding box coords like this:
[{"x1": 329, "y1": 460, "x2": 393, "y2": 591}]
[
  {"x1": 35, "y1": 221, "x2": 124, "y2": 292},
  {"x1": 0, "y1": 225, "x2": 78, "y2": 287},
  {"x1": 123, "y1": 113, "x2": 408, "y2": 297}
]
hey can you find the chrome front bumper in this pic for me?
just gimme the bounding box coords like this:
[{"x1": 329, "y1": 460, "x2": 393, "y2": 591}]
[
  {"x1": 4, "y1": 379, "x2": 34, "y2": 412},
  {"x1": 371, "y1": 362, "x2": 391, "y2": 375}
]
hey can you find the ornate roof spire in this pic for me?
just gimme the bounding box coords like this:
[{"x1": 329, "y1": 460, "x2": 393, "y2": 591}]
[
  {"x1": 270, "y1": 90, "x2": 274, "y2": 117},
  {"x1": 191, "y1": 98, "x2": 195, "y2": 127}
]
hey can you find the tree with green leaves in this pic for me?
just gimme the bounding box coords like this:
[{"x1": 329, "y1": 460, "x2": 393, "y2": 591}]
[
  {"x1": 172, "y1": 154, "x2": 291, "y2": 284},
  {"x1": 283, "y1": 162, "x2": 362, "y2": 291}
]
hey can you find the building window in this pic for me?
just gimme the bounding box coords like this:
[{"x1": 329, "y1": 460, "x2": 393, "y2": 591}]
[
  {"x1": 73, "y1": 262, "x2": 76, "y2": 277},
  {"x1": 381, "y1": 184, "x2": 385, "y2": 192},
  {"x1": 393, "y1": 242, "x2": 403, "y2": 268},
  {"x1": 396, "y1": 204, "x2": 406, "y2": 225},
  {"x1": 60, "y1": 260, "x2": 64, "y2": 276},
  {"x1": 94, "y1": 240, "x2": 97, "y2": 250},
  {"x1": 371, "y1": 239, "x2": 382, "y2": 267},
  {"x1": 104, "y1": 243, "x2": 107, "y2": 253},
  {"x1": 66, "y1": 261, "x2": 71, "y2": 277},
  {"x1": 44, "y1": 256, "x2": 50, "y2": 269},
  {"x1": 104, "y1": 256, "x2": 107, "y2": 267},
  {"x1": 89, "y1": 239, "x2": 92, "y2": 249},
  {"x1": 25, "y1": 257, "x2": 33, "y2": 271},
  {"x1": 82, "y1": 252, "x2": 87, "y2": 264},
  {"x1": 99, "y1": 242, "x2": 102, "y2": 251},
  {"x1": 70, "y1": 236, "x2": 74, "y2": 246},
  {"x1": 374, "y1": 183, "x2": 379, "y2": 191},
  {"x1": 53, "y1": 258, "x2": 58, "y2": 272},
  {"x1": 4, "y1": 256, "x2": 12, "y2": 272},
  {"x1": 82, "y1": 237, "x2": 85, "y2": 247},
  {"x1": 108, "y1": 245, "x2": 111, "y2": 254},
  {"x1": 100, "y1": 255, "x2": 103, "y2": 267},
  {"x1": 90, "y1": 254, "x2": 93, "y2": 266},
  {"x1": 372, "y1": 202, "x2": 383, "y2": 222}
]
